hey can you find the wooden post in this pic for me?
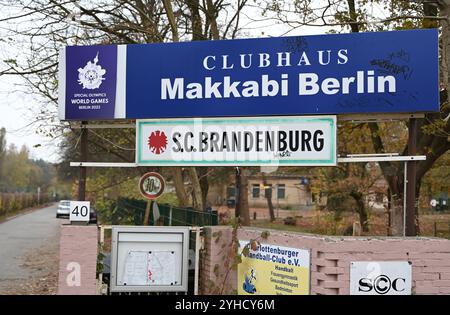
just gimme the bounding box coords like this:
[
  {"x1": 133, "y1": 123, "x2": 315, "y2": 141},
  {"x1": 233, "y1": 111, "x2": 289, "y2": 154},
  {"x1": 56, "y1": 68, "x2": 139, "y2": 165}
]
[
  {"x1": 235, "y1": 167, "x2": 241, "y2": 220},
  {"x1": 143, "y1": 200, "x2": 152, "y2": 225}
]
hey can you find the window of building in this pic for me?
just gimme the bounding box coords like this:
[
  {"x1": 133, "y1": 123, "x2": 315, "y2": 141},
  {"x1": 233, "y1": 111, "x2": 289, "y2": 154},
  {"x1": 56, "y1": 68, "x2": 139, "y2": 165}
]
[
  {"x1": 265, "y1": 184, "x2": 272, "y2": 198},
  {"x1": 277, "y1": 184, "x2": 286, "y2": 199},
  {"x1": 252, "y1": 184, "x2": 260, "y2": 198},
  {"x1": 227, "y1": 186, "x2": 235, "y2": 198}
]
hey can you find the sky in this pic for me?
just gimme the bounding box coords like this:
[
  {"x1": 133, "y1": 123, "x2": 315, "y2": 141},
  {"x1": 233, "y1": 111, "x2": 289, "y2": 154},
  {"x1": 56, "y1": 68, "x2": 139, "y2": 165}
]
[{"x1": 0, "y1": 74, "x2": 61, "y2": 162}]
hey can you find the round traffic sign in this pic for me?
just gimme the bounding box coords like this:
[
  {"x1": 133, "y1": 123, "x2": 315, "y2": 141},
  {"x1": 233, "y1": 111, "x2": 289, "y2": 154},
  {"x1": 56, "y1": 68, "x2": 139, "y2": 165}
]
[{"x1": 139, "y1": 172, "x2": 165, "y2": 200}]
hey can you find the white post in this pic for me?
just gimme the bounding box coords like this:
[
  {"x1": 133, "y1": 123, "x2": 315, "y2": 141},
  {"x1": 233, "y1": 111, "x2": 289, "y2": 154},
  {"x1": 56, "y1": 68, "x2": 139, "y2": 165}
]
[
  {"x1": 194, "y1": 227, "x2": 201, "y2": 295},
  {"x1": 98, "y1": 225, "x2": 104, "y2": 294},
  {"x1": 97, "y1": 225, "x2": 111, "y2": 295}
]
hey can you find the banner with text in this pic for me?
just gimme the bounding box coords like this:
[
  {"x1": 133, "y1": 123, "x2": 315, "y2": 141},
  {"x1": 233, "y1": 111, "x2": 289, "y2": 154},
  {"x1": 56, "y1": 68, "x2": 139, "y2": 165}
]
[
  {"x1": 237, "y1": 241, "x2": 310, "y2": 295},
  {"x1": 136, "y1": 116, "x2": 336, "y2": 166},
  {"x1": 59, "y1": 29, "x2": 439, "y2": 120}
]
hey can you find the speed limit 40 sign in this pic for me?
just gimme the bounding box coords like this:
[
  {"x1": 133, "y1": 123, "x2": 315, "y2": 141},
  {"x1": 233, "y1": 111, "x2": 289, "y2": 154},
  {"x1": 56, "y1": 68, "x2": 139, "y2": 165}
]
[{"x1": 69, "y1": 201, "x2": 90, "y2": 222}]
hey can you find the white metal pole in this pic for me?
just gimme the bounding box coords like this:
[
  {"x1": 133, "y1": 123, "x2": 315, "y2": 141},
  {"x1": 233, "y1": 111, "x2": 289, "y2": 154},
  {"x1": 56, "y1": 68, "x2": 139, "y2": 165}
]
[
  {"x1": 98, "y1": 225, "x2": 104, "y2": 294},
  {"x1": 403, "y1": 162, "x2": 408, "y2": 237}
]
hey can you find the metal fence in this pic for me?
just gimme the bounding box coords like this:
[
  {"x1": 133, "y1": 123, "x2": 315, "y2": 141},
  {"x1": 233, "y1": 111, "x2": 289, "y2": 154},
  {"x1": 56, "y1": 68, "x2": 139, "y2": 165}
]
[
  {"x1": 434, "y1": 221, "x2": 450, "y2": 239},
  {"x1": 111, "y1": 197, "x2": 218, "y2": 226}
]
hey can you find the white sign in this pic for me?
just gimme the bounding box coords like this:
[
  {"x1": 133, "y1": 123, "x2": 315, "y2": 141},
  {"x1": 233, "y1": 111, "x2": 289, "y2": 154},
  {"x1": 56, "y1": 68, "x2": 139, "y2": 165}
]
[
  {"x1": 430, "y1": 199, "x2": 437, "y2": 207},
  {"x1": 136, "y1": 116, "x2": 336, "y2": 166},
  {"x1": 350, "y1": 261, "x2": 412, "y2": 295},
  {"x1": 69, "y1": 201, "x2": 90, "y2": 222}
]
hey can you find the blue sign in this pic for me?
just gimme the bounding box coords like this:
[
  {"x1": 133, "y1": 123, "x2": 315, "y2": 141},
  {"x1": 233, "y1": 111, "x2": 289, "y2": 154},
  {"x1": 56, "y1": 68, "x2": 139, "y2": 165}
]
[
  {"x1": 59, "y1": 29, "x2": 439, "y2": 120},
  {"x1": 63, "y1": 45, "x2": 117, "y2": 120}
]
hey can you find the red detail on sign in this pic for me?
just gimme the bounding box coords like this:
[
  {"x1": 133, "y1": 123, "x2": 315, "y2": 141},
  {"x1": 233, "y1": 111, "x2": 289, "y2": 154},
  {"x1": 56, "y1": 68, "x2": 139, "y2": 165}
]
[{"x1": 148, "y1": 130, "x2": 167, "y2": 154}]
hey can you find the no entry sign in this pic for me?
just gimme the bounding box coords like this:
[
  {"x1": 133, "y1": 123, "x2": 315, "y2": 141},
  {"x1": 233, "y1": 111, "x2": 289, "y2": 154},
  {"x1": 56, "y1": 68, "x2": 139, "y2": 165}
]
[{"x1": 136, "y1": 116, "x2": 336, "y2": 166}]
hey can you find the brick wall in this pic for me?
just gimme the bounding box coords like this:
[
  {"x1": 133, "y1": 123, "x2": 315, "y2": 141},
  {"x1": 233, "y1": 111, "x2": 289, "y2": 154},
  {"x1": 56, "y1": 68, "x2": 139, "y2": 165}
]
[
  {"x1": 57, "y1": 225, "x2": 98, "y2": 295},
  {"x1": 200, "y1": 226, "x2": 237, "y2": 294},
  {"x1": 201, "y1": 226, "x2": 450, "y2": 295}
]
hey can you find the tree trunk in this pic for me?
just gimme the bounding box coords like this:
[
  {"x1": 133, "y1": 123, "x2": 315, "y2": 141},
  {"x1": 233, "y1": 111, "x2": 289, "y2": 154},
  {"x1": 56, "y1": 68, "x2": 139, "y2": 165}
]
[
  {"x1": 239, "y1": 169, "x2": 250, "y2": 226},
  {"x1": 206, "y1": 0, "x2": 220, "y2": 40},
  {"x1": 172, "y1": 167, "x2": 189, "y2": 207},
  {"x1": 197, "y1": 167, "x2": 209, "y2": 209},
  {"x1": 345, "y1": 0, "x2": 404, "y2": 237},
  {"x1": 262, "y1": 174, "x2": 275, "y2": 222},
  {"x1": 187, "y1": 0, "x2": 205, "y2": 41},
  {"x1": 414, "y1": 180, "x2": 422, "y2": 235},
  {"x1": 188, "y1": 167, "x2": 204, "y2": 211},
  {"x1": 386, "y1": 188, "x2": 392, "y2": 235},
  {"x1": 439, "y1": 3, "x2": 450, "y2": 90},
  {"x1": 389, "y1": 196, "x2": 404, "y2": 236},
  {"x1": 162, "y1": 0, "x2": 179, "y2": 42},
  {"x1": 0, "y1": 128, "x2": 5, "y2": 186}
]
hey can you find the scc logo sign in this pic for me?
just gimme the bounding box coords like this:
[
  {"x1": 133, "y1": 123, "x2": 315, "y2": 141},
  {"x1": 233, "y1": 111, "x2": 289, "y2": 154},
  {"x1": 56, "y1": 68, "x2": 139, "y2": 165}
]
[
  {"x1": 350, "y1": 261, "x2": 412, "y2": 295},
  {"x1": 358, "y1": 275, "x2": 406, "y2": 294}
]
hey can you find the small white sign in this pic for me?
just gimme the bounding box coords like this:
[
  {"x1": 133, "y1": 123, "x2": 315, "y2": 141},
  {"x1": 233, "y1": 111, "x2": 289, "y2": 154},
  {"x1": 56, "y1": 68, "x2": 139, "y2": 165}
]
[
  {"x1": 69, "y1": 201, "x2": 90, "y2": 222},
  {"x1": 430, "y1": 199, "x2": 437, "y2": 207},
  {"x1": 350, "y1": 261, "x2": 412, "y2": 295}
]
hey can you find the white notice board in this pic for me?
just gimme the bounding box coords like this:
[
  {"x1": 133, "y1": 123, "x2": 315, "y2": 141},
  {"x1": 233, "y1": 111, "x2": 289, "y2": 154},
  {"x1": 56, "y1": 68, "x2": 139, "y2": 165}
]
[
  {"x1": 350, "y1": 261, "x2": 412, "y2": 295},
  {"x1": 110, "y1": 226, "x2": 189, "y2": 292}
]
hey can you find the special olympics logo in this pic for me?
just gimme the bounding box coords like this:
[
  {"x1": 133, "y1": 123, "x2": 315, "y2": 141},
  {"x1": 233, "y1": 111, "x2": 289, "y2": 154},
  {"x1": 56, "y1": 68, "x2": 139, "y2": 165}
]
[
  {"x1": 148, "y1": 130, "x2": 168, "y2": 154},
  {"x1": 77, "y1": 52, "x2": 106, "y2": 89}
]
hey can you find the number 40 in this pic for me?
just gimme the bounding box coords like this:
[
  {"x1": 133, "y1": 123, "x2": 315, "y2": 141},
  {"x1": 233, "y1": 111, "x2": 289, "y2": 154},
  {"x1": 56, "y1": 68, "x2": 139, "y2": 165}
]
[{"x1": 72, "y1": 205, "x2": 89, "y2": 217}]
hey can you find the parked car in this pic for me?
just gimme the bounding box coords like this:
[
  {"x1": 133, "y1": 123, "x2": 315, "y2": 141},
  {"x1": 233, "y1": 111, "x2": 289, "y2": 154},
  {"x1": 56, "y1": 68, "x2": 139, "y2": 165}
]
[
  {"x1": 89, "y1": 208, "x2": 98, "y2": 224},
  {"x1": 56, "y1": 200, "x2": 70, "y2": 218},
  {"x1": 56, "y1": 200, "x2": 98, "y2": 224}
]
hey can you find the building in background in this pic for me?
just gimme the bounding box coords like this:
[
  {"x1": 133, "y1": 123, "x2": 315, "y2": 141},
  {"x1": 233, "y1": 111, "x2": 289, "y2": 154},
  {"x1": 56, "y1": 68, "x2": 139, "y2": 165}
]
[{"x1": 207, "y1": 174, "x2": 313, "y2": 210}]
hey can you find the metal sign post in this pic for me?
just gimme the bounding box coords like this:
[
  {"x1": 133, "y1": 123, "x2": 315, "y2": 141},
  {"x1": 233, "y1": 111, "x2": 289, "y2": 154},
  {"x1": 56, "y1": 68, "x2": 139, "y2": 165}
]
[{"x1": 406, "y1": 118, "x2": 418, "y2": 236}]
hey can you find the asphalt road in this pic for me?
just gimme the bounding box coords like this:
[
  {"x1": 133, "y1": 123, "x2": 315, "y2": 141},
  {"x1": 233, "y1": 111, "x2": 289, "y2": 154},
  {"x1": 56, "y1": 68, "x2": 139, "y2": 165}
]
[{"x1": 0, "y1": 203, "x2": 62, "y2": 292}]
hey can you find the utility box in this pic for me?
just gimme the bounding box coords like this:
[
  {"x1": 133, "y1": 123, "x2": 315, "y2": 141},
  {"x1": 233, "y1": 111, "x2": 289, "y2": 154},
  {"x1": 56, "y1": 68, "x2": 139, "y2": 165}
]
[{"x1": 110, "y1": 226, "x2": 189, "y2": 293}]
